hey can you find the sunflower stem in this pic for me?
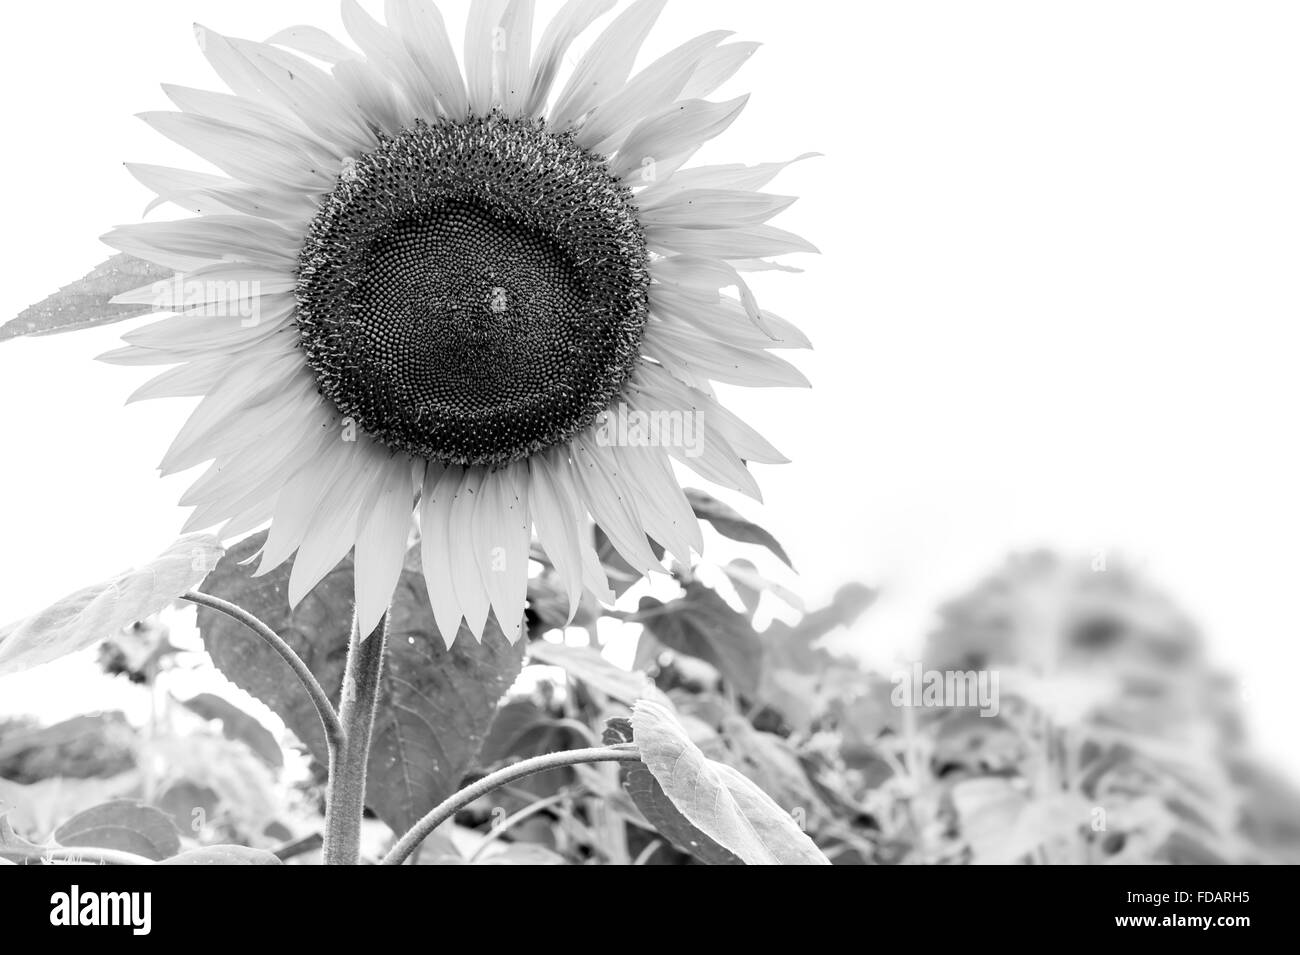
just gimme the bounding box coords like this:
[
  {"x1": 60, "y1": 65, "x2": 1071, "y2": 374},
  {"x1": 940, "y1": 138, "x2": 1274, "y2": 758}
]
[
  {"x1": 323, "y1": 610, "x2": 388, "y2": 866},
  {"x1": 380, "y1": 744, "x2": 641, "y2": 865}
]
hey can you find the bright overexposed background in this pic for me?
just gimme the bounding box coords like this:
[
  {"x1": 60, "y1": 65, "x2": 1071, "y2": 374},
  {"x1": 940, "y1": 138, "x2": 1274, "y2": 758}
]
[{"x1": 1, "y1": 1, "x2": 1298, "y2": 776}]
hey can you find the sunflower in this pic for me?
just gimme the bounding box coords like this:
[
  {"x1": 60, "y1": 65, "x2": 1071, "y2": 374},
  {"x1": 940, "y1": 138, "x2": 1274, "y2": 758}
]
[{"x1": 102, "y1": 0, "x2": 814, "y2": 644}]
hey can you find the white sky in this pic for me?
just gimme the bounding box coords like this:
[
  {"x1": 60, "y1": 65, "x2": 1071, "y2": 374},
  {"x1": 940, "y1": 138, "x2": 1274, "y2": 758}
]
[{"x1": 1, "y1": 1, "x2": 1298, "y2": 776}]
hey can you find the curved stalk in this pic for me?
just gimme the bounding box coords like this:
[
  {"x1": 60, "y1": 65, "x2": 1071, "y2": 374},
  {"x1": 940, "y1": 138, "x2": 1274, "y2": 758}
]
[
  {"x1": 181, "y1": 590, "x2": 343, "y2": 753},
  {"x1": 382, "y1": 745, "x2": 640, "y2": 865}
]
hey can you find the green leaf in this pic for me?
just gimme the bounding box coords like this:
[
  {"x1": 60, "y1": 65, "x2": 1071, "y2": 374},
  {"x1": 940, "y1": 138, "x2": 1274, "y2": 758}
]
[
  {"x1": 637, "y1": 582, "x2": 764, "y2": 698},
  {"x1": 1, "y1": 253, "x2": 172, "y2": 342},
  {"x1": 478, "y1": 700, "x2": 586, "y2": 797},
  {"x1": 160, "y1": 845, "x2": 283, "y2": 865},
  {"x1": 630, "y1": 700, "x2": 830, "y2": 865},
  {"x1": 623, "y1": 762, "x2": 743, "y2": 865},
  {"x1": 156, "y1": 781, "x2": 220, "y2": 836},
  {"x1": 718, "y1": 716, "x2": 823, "y2": 814},
  {"x1": 0, "y1": 534, "x2": 224, "y2": 676},
  {"x1": 54, "y1": 800, "x2": 182, "y2": 861},
  {"x1": 479, "y1": 700, "x2": 585, "y2": 765},
  {"x1": 195, "y1": 532, "x2": 525, "y2": 834},
  {"x1": 685, "y1": 489, "x2": 794, "y2": 568},
  {"x1": 178, "y1": 692, "x2": 283, "y2": 768}
]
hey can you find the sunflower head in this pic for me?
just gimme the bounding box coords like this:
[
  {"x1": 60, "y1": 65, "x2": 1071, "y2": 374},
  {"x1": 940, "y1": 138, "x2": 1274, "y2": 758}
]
[
  {"x1": 103, "y1": 0, "x2": 815, "y2": 642},
  {"x1": 298, "y1": 114, "x2": 650, "y2": 468}
]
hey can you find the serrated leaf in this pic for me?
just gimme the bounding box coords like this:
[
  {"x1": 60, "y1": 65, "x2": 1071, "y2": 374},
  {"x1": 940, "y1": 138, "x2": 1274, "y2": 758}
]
[
  {"x1": 0, "y1": 534, "x2": 224, "y2": 676},
  {"x1": 685, "y1": 488, "x2": 793, "y2": 568},
  {"x1": 178, "y1": 692, "x2": 283, "y2": 768},
  {"x1": 1, "y1": 254, "x2": 172, "y2": 342},
  {"x1": 159, "y1": 845, "x2": 283, "y2": 865},
  {"x1": 631, "y1": 699, "x2": 830, "y2": 865},
  {"x1": 195, "y1": 532, "x2": 524, "y2": 834},
  {"x1": 54, "y1": 800, "x2": 181, "y2": 861},
  {"x1": 637, "y1": 582, "x2": 763, "y2": 698}
]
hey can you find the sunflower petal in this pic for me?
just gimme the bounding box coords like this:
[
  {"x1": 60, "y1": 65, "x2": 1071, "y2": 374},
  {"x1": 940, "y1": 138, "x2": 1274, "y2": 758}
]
[
  {"x1": 286, "y1": 440, "x2": 391, "y2": 607},
  {"x1": 266, "y1": 24, "x2": 358, "y2": 64},
  {"x1": 464, "y1": 0, "x2": 509, "y2": 115},
  {"x1": 496, "y1": 0, "x2": 535, "y2": 115},
  {"x1": 474, "y1": 463, "x2": 531, "y2": 643},
  {"x1": 570, "y1": 436, "x2": 662, "y2": 575},
  {"x1": 647, "y1": 222, "x2": 818, "y2": 260},
  {"x1": 608, "y1": 443, "x2": 700, "y2": 562},
  {"x1": 610, "y1": 96, "x2": 748, "y2": 181},
  {"x1": 385, "y1": 0, "x2": 468, "y2": 118},
  {"x1": 680, "y1": 41, "x2": 760, "y2": 99},
  {"x1": 550, "y1": 0, "x2": 666, "y2": 128},
  {"x1": 642, "y1": 322, "x2": 810, "y2": 389},
  {"x1": 354, "y1": 455, "x2": 419, "y2": 638},
  {"x1": 578, "y1": 31, "x2": 730, "y2": 151},
  {"x1": 524, "y1": 0, "x2": 614, "y2": 118},
  {"x1": 528, "y1": 449, "x2": 587, "y2": 623},
  {"x1": 640, "y1": 189, "x2": 796, "y2": 228},
  {"x1": 420, "y1": 464, "x2": 465, "y2": 647},
  {"x1": 450, "y1": 468, "x2": 492, "y2": 640},
  {"x1": 642, "y1": 152, "x2": 820, "y2": 199}
]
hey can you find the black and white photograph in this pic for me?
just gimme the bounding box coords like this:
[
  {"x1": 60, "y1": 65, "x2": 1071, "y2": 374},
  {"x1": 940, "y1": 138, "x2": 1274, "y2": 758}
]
[{"x1": 0, "y1": 0, "x2": 1293, "y2": 920}]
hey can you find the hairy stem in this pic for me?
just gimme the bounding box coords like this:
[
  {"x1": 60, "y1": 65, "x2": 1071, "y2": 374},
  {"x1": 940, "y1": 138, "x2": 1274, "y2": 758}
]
[
  {"x1": 323, "y1": 611, "x2": 388, "y2": 865},
  {"x1": 181, "y1": 590, "x2": 342, "y2": 754},
  {"x1": 382, "y1": 745, "x2": 640, "y2": 866}
]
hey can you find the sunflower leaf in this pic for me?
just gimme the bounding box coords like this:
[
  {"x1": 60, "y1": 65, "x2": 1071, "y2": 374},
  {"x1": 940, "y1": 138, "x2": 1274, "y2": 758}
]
[
  {"x1": 622, "y1": 760, "x2": 744, "y2": 865},
  {"x1": 195, "y1": 532, "x2": 525, "y2": 835},
  {"x1": 0, "y1": 253, "x2": 172, "y2": 343},
  {"x1": 159, "y1": 845, "x2": 283, "y2": 865},
  {"x1": 176, "y1": 692, "x2": 284, "y2": 768},
  {"x1": 54, "y1": 800, "x2": 181, "y2": 861},
  {"x1": 0, "y1": 534, "x2": 224, "y2": 677},
  {"x1": 630, "y1": 699, "x2": 830, "y2": 865},
  {"x1": 636, "y1": 581, "x2": 764, "y2": 698},
  {"x1": 684, "y1": 488, "x2": 794, "y2": 569}
]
